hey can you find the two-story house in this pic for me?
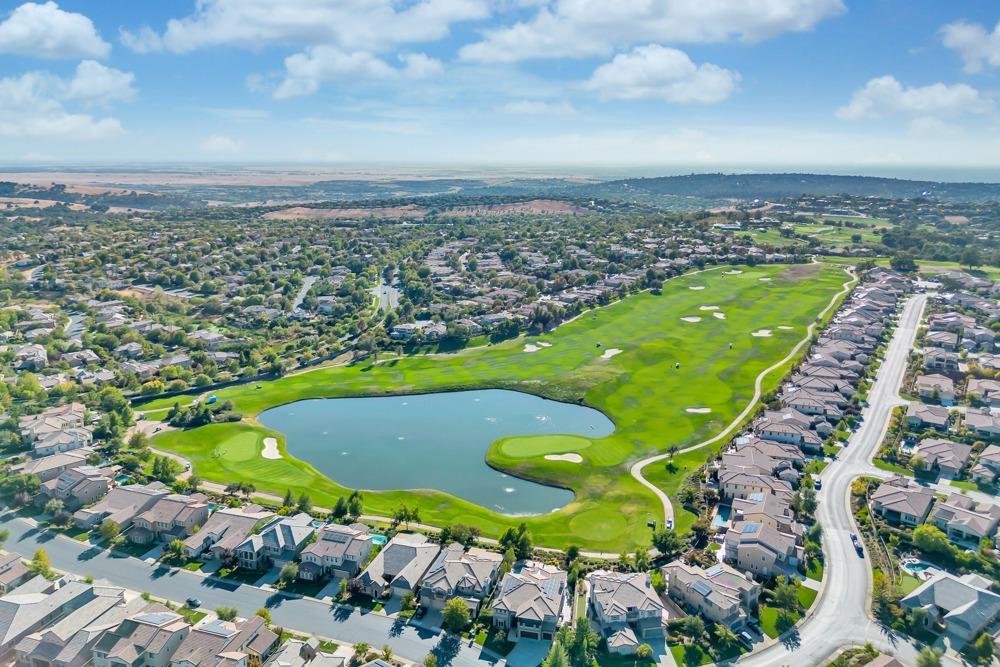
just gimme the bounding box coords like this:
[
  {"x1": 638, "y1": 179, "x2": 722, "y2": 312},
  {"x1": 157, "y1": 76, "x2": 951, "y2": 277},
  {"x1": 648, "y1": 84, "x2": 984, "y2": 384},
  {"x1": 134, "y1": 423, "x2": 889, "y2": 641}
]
[
  {"x1": 129, "y1": 493, "x2": 211, "y2": 545},
  {"x1": 585, "y1": 571, "x2": 665, "y2": 655},
  {"x1": 418, "y1": 543, "x2": 502, "y2": 614},
  {"x1": 490, "y1": 561, "x2": 567, "y2": 642},
  {"x1": 662, "y1": 561, "x2": 759, "y2": 630},
  {"x1": 234, "y1": 513, "x2": 314, "y2": 571},
  {"x1": 298, "y1": 523, "x2": 375, "y2": 582}
]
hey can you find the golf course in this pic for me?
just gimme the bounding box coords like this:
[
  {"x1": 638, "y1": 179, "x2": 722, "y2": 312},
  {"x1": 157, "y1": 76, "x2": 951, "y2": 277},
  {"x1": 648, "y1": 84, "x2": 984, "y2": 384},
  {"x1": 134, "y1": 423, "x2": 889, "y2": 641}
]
[{"x1": 153, "y1": 263, "x2": 852, "y2": 551}]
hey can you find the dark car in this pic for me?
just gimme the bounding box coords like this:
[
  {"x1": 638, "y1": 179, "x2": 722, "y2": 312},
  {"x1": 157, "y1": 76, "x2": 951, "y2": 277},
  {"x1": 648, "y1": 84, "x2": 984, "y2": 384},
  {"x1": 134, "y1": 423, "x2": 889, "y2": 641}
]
[
  {"x1": 739, "y1": 631, "x2": 754, "y2": 647},
  {"x1": 814, "y1": 478, "x2": 822, "y2": 490},
  {"x1": 850, "y1": 533, "x2": 864, "y2": 557},
  {"x1": 186, "y1": 597, "x2": 201, "y2": 608}
]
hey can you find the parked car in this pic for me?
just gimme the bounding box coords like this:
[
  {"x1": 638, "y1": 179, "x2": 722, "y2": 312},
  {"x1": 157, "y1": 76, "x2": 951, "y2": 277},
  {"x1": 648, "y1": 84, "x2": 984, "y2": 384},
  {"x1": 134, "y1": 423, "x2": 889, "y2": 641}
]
[
  {"x1": 186, "y1": 597, "x2": 201, "y2": 608},
  {"x1": 850, "y1": 533, "x2": 864, "y2": 557},
  {"x1": 739, "y1": 631, "x2": 754, "y2": 647}
]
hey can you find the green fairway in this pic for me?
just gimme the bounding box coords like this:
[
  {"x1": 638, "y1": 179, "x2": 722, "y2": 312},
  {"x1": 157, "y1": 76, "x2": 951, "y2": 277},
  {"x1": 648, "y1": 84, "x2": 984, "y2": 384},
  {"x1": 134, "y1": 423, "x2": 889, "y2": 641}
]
[{"x1": 153, "y1": 263, "x2": 850, "y2": 550}]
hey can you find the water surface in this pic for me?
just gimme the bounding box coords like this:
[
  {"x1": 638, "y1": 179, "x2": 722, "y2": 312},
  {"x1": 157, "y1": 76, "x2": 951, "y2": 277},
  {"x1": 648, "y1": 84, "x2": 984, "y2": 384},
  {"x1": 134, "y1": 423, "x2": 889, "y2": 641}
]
[{"x1": 258, "y1": 389, "x2": 614, "y2": 515}]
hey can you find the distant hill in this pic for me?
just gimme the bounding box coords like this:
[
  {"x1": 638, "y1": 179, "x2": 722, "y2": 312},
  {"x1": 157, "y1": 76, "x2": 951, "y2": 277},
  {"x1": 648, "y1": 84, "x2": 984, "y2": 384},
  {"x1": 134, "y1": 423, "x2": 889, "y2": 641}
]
[{"x1": 587, "y1": 173, "x2": 1000, "y2": 202}]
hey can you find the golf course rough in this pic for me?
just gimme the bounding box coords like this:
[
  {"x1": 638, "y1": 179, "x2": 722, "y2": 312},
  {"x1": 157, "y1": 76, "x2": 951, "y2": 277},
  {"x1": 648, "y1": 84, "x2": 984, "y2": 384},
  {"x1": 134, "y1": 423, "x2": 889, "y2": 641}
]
[{"x1": 154, "y1": 264, "x2": 850, "y2": 551}]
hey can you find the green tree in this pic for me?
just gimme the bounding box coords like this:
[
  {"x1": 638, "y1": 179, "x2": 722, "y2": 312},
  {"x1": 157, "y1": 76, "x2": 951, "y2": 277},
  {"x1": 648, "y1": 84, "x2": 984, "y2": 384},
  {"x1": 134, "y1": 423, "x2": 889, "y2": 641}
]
[
  {"x1": 913, "y1": 524, "x2": 951, "y2": 556},
  {"x1": 216, "y1": 606, "x2": 238, "y2": 621},
  {"x1": 540, "y1": 640, "x2": 570, "y2": 667},
  {"x1": 44, "y1": 498, "x2": 64, "y2": 518},
  {"x1": 651, "y1": 529, "x2": 683, "y2": 557},
  {"x1": 380, "y1": 645, "x2": 393, "y2": 661},
  {"x1": 297, "y1": 493, "x2": 312, "y2": 513},
  {"x1": 422, "y1": 654, "x2": 437, "y2": 667},
  {"x1": 278, "y1": 563, "x2": 299, "y2": 587},
  {"x1": 916, "y1": 646, "x2": 942, "y2": 667},
  {"x1": 963, "y1": 246, "x2": 982, "y2": 271},
  {"x1": 282, "y1": 489, "x2": 295, "y2": 508},
  {"x1": 0, "y1": 529, "x2": 9, "y2": 547},
  {"x1": 165, "y1": 539, "x2": 185, "y2": 560},
  {"x1": 354, "y1": 643, "x2": 370, "y2": 661},
  {"x1": 635, "y1": 643, "x2": 653, "y2": 660},
  {"x1": 683, "y1": 615, "x2": 705, "y2": 641},
  {"x1": 98, "y1": 519, "x2": 121, "y2": 543},
  {"x1": 773, "y1": 576, "x2": 800, "y2": 610},
  {"x1": 971, "y1": 632, "x2": 994, "y2": 666},
  {"x1": 442, "y1": 597, "x2": 471, "y2": 632},
  {"x1": 889, "y1": 253, "x2": 918, "y2": 272},
  {"x1": 255, "y1": 608, "x2": 271, "y2": 625}
]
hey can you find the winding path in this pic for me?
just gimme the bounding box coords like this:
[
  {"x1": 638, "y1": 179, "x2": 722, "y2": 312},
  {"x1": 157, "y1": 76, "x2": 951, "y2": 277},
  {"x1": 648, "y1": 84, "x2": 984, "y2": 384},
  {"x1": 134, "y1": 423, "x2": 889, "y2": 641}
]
[{"x1": 630, "y1": 267, "x2": 856, "y2": 527}]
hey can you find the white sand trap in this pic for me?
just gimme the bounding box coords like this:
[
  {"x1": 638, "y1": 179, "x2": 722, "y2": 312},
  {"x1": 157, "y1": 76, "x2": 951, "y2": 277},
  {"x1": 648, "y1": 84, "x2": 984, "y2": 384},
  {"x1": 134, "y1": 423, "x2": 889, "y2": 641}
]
[
  {"x1": 524, "y1": 344, "x2": 540, "y2": 352},
  {"x1": 538, "y1": 342, "x2": 552, "y2": 348},
  {"x1": 724, "y1": 270, "x2": 744, "y2": 275},
  {"x1": 681, "y1": 316, "x2": 702, "y2": 323},
  {"x1": 600, "y1": 348, "x2": 622, "y2": 359},
  {"x1": 689, "y1": 286, "x2": 705, "y2": 291},
  {"x1": 713, "y1": 312, "x2": 726, "y2": 319},
  {"x1": 759, "y1": 277, "x2": 772, "y2": 282},
  {"x1": 686, "y1": 407, "x2": 712, "y2": 414},
  {"x1": 262, "y1": 437, "x2": 281, "y2": 460},
  {"x1": 545, "y1": 453, "x2": 583, "y2": 463},
  {"x1": 700, "y1": 305, "x2": 719, "y2": 311},
  {"x1": 778, "y1": 325, "x2": 794, "y2": 330},
  {"x1": 751, "y1": 329, "x2": 773, "y2": 337}
]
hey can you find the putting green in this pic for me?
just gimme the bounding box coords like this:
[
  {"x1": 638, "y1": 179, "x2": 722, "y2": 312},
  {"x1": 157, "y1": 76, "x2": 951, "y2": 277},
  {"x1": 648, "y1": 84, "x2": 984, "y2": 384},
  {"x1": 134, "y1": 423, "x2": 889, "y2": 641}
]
[{"x1": 154, "y1": 263, "x2": 851, "y2": 550}]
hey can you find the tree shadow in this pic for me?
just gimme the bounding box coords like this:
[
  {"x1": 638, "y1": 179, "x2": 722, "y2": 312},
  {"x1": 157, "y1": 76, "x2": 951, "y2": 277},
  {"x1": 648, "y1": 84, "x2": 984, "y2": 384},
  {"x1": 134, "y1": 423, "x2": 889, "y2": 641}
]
[
  {"x1": 389, "y1": 616, "x2": 407, "y2": 637},
  {"x1": 432, "y1": 633, "x2": 461, "y2": 667}
]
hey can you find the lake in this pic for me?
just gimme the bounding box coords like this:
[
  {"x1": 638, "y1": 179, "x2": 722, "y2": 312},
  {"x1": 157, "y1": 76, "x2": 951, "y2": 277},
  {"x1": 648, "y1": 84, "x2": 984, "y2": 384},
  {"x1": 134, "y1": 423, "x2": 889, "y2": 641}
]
[{"x1": 257, "y1": 389, "x2": 615, "y2": 515}]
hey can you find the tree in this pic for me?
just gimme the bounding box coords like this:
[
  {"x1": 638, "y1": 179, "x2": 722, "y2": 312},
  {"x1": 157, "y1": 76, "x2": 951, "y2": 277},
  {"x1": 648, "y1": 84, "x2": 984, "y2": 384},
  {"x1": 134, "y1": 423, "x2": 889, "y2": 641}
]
[
  {"x1": 540, "y1": 640, "x2": 570, "y2": 667},
  {"x1": 0, "y1": 528, "x2": 8, "y2": 547},
  {"x1": 297, "y1": 493, "x2": 312, "y2": 513},
  {"x1": 354, "y1": 643, "x2": 370, "y2": 661},
  {"x1": 916, "y1": 647, "x2": 942, "y2": 667},
  {"x1": 651, "y1": 529, "x2": 683, "y2": 557},
  {"x1": 99, "y1": 519, "x2": 121, "y2": 543},
  {"x1": 380, "y1": 645, "x2": 393, "y2": 661},
  {"x1": 635, "y1": 644, "x2": 653, "y2": 660},
  {"x1": 422, "y1": 654, "x2": 438, "y2": 667},
  {"x1": 282, "y1": 489, "x2": 295, "y2": 508},
  {"x1": 30, "y1": 548, "x2": 51, "y2": 578},
  {"x1": 442, "y1": 597, "x2": 471, "y2": 632},
  {"x1": 971, "y1": 632, "x2": 994, "y2": 666},
  {"x1": 165, "y1": 539, "x2": 185, "y2": 560},
  {"x1": 963, "y1": 246, "x2": 982, "y2": 271},
  {"x1": 889, "y1": 253, "x2": 917, "y2": 272},
  {"x1": 347, "y1": 491, "x2": 363, "y2": 517},
  {"x1": 772, "y1": 576, "x2": 800, "y2": 611},
  {"x1": 278, "y1": 563, "x2": 299, "y2": 587},
  {"x1": 216, "y1": 606, "x2": 238, "y2": 621},
  {"x1": 713, "y1": 624, "x2": 738, "y2": 650},
  {"x1": 682, "y1": 615, "x2": 705, "y2": 641},
  {"x1": 44, "y1": 498, "x2": 64, "y2": 518},
  {"x1": 255, "y1": 607, "x2": 271, "y2": 625},
  {"x1": 913, "y1": 524, "x2": 951, "y2": 556}
]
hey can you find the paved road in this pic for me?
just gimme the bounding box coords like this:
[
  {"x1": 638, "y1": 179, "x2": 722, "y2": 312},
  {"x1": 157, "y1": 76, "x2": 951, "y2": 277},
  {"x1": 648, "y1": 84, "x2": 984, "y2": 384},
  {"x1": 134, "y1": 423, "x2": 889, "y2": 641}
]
[
  {"x1": 373, "y1": 281, "x2": 400, "y2": 312},
  {"x1": 290, "y1": 276, "x2": 318, "y2": 311},
  {"x1": 631, "y1": 268, "x2": 856, "y2": 527},
  {"x1": 0, "y1": 513, "x2": 499, "y2": 667},
  {"x1": 739, "y1": 293, "x2": 942, "y2": 667}
]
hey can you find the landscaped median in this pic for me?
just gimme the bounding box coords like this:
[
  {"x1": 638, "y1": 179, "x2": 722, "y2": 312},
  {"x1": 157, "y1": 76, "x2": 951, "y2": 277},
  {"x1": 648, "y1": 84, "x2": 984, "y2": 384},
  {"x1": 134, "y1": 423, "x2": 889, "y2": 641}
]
[{"x1": 153, "y1": 264, "x2": 850, "y2": 551}]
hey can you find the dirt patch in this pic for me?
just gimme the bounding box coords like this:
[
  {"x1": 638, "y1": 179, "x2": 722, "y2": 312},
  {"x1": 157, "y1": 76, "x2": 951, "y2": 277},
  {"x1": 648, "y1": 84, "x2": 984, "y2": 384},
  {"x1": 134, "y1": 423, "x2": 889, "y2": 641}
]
[
  {"x1": 782, "y1": 263, "x2": 822, "y2": 281},
  {"x1": 545, "y1": 453, "x2": 583, "y2": 463},
  {"x1": 439, "y1": 199, "x2": 586, "y2": 217},
  {"x1": 0, "y1": 197, "x2": 88, "y2": 211},
  {"x1": 264, "y1": 204, "x2": 426, "y2": 221},
  {"x1": 944, "y1": 215, "x2": 969, "y2": 224}
]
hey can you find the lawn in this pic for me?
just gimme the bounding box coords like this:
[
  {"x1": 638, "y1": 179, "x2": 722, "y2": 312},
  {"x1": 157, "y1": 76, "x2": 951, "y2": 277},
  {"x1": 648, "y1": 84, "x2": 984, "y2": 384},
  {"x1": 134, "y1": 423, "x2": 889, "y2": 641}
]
[
  {"x1": 806, "y1": 560, "x2": 824, "y2": 581},
  {"x1": 759, "y1": 606, "x2": 801, "y2": 638},
  {"x1": 153, "y1": 263, "x2": 850, "y2": 551},
  {"x1": 898, "y1": 573, "x2": 923, "y2": 595},
  {"x1": 804, "y1": 459, "x2": 828, "y2": 476},
  {"x1": 873, "y1": 460, "x2": 913, "y2": 476},
  {"x1": 798, "y1": 584, "x2": 818, "y2": 609}
]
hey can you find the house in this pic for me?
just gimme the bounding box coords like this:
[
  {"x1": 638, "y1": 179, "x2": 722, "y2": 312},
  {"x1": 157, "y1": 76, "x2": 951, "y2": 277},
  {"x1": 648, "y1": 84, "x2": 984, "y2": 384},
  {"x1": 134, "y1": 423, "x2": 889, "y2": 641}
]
[
  {"x1": 491, "y1": 561, "x2": 567, "y2": 642},
  {"x1": 72, "y1": 482, "x2": 170, "y2": 530},
  {"x1": 0, "y1": 579, "x2": 97, "y2": 658},
  {"x1": 181, "y1": 504, "x2": 275, "y2": 561},
  {"x1": 662, "y1": 561, "x2": 759, "y2": 630},
  {"x1": 730, "y1": 493, "x2": 802, "y2": 538},
  {"x1": 901, "y1": 572, "x2": 1000, "y2": 643},
  {"x1": 17, "y1": 449, "x2": 94, "y2": 483},
  {"x1": 923, "y1": 348, "x2": 959, "y2": 374},
  {"x1": 930, "y1": 494, "x2": 1000, "y2": 547},
  {"x1": 33, "y1": 428, "x2": 94, "y2": 458},
  {"x1": 129, "y1": 493, "x2": 211, "y2": 545},
  {"x1": 926, "y1": 330, "x2": 958, "y2": 351},
  {"x1": 19, "y1": 403, "x2": 86, "y2": 445},
  {"x1": 13, "y1": 586, "x2": 135, "y2": 667},
  {"x1": 718, "y1": 470, "x2": 793, "y2": 503},
  {"x1": 0, "y1": 554, "x2": 30, "y2": 595},
  {"x1": 169, "y1": 616, "x2": 278, "y2": 667},
  {"x1": 265, "y1": 638, "x2": 344, "y2": 667},
  {"x1": 967, "y1": 378, "x2": 1000, "y2": 407},
  {"x1": 298, "y1": 523, "x2": 374, "y2": 582},
  {"x1": 92, "y1": 605, "x2": 191, "y2": 667},
  {"x1": 964, "y1": 408, "x2": 1000, "y2": 438},
  {"x1": 586, "y1": 570, "x2": 665, "y2": 654},
  {"x1": 418, "y1": 543, "x2": 502, "y2": 614},
  {"x1": 39, "y1": 465, "x2": 116, "y2": 510},
  {"x1": 914, "y1": 374, "x2": 955, "y2": 404},
  {"x1": 723, "y1": 521, "x2": 802, "y2": 577},
  {"x1": 14, "y1": 344, "x2": 47, "y2": 371},
  {"x1": 62, "y1": 349, "x2": 100, "y2": 368},
  {"x1": 971, "y1": 445, "x2": 1000, "y2": 484},
  {"x1": 355, "y1": 533, "x2": 439, "y2": 599},
  {"x1": 869, "y1": 476, "x2": 935, "y2": 526},
  {"x1": 905, "y1": 403, "x2": 950, "y2": 430},
  {"x1": 235, "y1": 513, "x2": 314, "y2": 570},
  {"x1": 913, "y1": 438, "x2": 972, "y2": 478}
]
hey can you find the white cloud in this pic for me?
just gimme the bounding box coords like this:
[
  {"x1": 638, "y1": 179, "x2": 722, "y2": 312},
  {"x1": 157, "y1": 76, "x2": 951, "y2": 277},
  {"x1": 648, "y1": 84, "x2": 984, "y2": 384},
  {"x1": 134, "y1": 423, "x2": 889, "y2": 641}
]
[
  {"x1": 0, "y1": 1, "x2": 109, "y2": 59},
  {"x1": 836, "y1": 75, "x2": 992, "y2": 120},
  {"x1": 0, "y1": 68, "x2": 126, "y2": 140},
  {"x1": 586, "y1": 45, "x2": 738, "y2": 104},
  {"x1": 64, "y1": 60, "x2": 136, "y2": 106},
  {"x1": 500, "y1": 100, "x2": 576, "y2": 115},
  {"x1": 907, "y1": 116, "x2": 958, "y2": 137},
  {"x1": 399, "y1": 53, "x2": 445, "y2": 79},
  {"x1": 199, "y1": 134, "x2": 243, "y2": 154},
  {"x1": 460, "y1": 0, "x2": 844, "y2": 63},
  {"x1": 275, "y1": 48, "x2": 396, "y2": 98},
  {"x1": 940, "y1": 20, "x2": 1000, "y2": 73}
]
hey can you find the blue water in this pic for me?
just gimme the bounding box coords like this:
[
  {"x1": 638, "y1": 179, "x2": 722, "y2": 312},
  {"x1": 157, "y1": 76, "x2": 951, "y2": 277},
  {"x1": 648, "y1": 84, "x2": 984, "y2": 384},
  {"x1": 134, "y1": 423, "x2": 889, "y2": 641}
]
[
  {"x1": 258, "y1": 389, "x2": 615, "y2": 515},
  {"x1": 371, "y1": 535, "x2": 388, "y2": 546},
  {"x1": 712, "y1": 505, "x2": 732, "y2": 529}
]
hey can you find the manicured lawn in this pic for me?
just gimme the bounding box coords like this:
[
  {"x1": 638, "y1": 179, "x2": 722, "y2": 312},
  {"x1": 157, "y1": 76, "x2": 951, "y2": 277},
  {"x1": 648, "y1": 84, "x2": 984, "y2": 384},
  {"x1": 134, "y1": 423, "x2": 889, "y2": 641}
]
[
  {"x1": 804, "y1": 459, "x2": 828, "y2": 476},
  {"x1": 873, "y1": 460, "x2": 913, "y2": 476},
  {"x1": 759, "y1": 606, "x2": 802, "y2": 638},
  {"x1": 154, "y1": 264, "x2": 850, "y2": 550},
  {"x1": 899, "y1": 573, "x2": 923, "y2": 595},
  {"x1": 670, "y1": 644, "x2": 711, "y2": 666},
  {"x1": 798, "y1": 585, "x2": 818, "y2": 609},
  {"x1": 806, "y1": 560, "x2": 824, "y2": 581}
]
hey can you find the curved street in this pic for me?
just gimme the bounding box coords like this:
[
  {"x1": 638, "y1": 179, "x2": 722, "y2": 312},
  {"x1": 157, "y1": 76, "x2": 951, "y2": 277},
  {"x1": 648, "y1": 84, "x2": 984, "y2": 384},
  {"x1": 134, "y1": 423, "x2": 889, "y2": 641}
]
[{"x1": 739, "y1": 292, "x2": 936, "y2": 666}]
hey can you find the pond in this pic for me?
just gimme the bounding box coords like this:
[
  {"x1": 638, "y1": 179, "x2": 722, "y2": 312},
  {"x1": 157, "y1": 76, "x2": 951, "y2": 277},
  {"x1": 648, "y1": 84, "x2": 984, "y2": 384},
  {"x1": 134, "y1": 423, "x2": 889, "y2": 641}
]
[{"x1": 257, "y1": 389, "x2": 615, "y2": 515}]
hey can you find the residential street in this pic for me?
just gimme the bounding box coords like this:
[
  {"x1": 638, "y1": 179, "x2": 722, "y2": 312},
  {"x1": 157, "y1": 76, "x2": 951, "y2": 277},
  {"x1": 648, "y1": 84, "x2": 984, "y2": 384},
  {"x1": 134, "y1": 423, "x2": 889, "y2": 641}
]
[
  {"x1": 0, "y1": 512, "x2": 500, "y2": 667},
  {"x1": 739, "y1": 293, "x2": 945, "y2": 666}
]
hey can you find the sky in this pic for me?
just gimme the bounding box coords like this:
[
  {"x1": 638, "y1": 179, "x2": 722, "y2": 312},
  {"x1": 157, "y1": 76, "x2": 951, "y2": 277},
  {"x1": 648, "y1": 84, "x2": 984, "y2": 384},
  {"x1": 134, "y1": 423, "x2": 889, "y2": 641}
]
[{"x1": 0, "y1": 0, "x2": 998, "y2": 172}]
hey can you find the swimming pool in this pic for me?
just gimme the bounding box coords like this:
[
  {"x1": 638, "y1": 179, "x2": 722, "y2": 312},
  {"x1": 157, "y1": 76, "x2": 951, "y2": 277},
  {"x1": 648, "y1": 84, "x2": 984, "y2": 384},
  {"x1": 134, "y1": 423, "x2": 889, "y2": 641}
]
[
  {"x1": 711, "y1": 505, "x2": 732, "y2": 530},
  {"x1": 371, "y1": 535, "x2": 388, "y2": 546}
]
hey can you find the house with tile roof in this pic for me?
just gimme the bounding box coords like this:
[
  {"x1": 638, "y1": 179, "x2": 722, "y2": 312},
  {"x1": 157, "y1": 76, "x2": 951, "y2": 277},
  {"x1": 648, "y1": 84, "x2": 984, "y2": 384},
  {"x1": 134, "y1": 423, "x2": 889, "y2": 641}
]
[
  {"x1": 490, "y1": 561, "x2": 567, "y2": 642},
  {"x1": 585, "y1": 570, "x2": 665, "y2": 653},
  {"x1": 129, "y1": 493, "x2": 211, "y2": 545},
  {"x1": 298, "y1": 523, "x2": 374, "y2": 581},
  {"x1": 901, "y1": 572, "x2": 1000, "y2": 643},
  {"x1": 181, "y1": 505, "x2": 275, "y2": 561},
  {"x1": 170, "y1": 616, "x2": 277, "y2": 667},
  {"x1": 913, "y1": 438, "x2": 972, "y2": 478},
  {"x1": 930, "y1": 494, "x2": 1000, "y2": 548},
  {"x1": 235, "y1": 513, "x2": 315, "y2": 570},
  {"x1": 869, "y1": 475, "x2": 935, "y2": 526},
  {"x1": 355, "y1": 533, "x2": 439, "y2": 600},
  {"x1": 418, "y1": 543, "x2": 502, "y2": 614},
  {"x1": 662, "y1": 561, "x2": 758, "y2": 630},
  {"x1": 91, "y1": 605, "x2": 191, "y2": 667}
]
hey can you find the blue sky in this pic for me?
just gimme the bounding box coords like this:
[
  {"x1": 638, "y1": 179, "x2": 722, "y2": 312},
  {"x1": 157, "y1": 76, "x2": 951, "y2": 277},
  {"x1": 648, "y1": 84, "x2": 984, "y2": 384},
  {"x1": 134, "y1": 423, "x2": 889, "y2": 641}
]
[{"x1": 0, "y1": 0, "x2": 998, "y2": 169}]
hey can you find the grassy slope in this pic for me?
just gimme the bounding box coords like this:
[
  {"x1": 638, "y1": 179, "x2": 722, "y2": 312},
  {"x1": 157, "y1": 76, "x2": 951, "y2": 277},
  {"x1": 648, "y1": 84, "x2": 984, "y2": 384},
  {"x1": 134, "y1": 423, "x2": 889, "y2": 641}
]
[{"x1": 154, "y1": 264, "x2": 848, "y2": 551}]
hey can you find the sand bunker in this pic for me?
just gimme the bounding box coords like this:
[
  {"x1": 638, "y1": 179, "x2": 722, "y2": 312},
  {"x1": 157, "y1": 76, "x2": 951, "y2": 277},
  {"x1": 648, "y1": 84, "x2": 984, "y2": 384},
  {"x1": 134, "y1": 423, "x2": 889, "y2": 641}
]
[
  {"x1": 545, "y1": 453, "x2": 583, "y2": 463},
  {"x1": 681, "y1": 316, "x2": 702, "y2": 323},
  {"x1": 600, "y1": 348, "x2": 622, "y2": 359},
  {"x1": 524, "y1": 344, "x2": 540, "y2": 352},
  {"x1": 689, "y1": 286, "x2": 705, "y2": 291},
  {"x1": 699, "y1": 305, "x2": 719, "y2": 311},
  {"x1": 262, "y1": 437, "x2": 281, "y2": 460},
  {"x1": 686, "y1": 407, "x2": 712, "y2": 414},
  {"x1": 538, "y1": 342, "x2": 552, "y2": 347},
  {"x1": 724, "y1": 270, "x2": 744, "y2": 275},
  {"x1": 713, "y1": 312, "x2": 726, "y2": 319},
  {"x1": 752, "y1": 329, "x2": 773, "y2": 337},
  {"x1": 778, "y1": 325, "x2": 794, "y2": 330},
  {"x1": 759, "y1": 277, "x2": 772, "y2": 282}
]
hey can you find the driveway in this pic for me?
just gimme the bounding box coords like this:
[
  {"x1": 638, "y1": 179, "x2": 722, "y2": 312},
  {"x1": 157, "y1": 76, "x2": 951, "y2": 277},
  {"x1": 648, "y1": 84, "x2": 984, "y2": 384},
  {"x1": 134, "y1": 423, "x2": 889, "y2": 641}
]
[{"x1": 0, "y1": 512, "x2": 501, "y2": 667}]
